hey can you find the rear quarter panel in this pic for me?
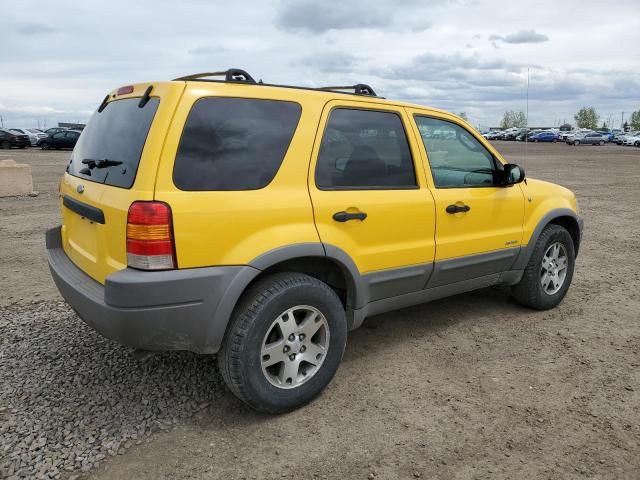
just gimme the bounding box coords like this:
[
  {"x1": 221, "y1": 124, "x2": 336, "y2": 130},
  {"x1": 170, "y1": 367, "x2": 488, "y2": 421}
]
[{"x1": 154, "y1": 84, "x2": 324, "y2": 268}]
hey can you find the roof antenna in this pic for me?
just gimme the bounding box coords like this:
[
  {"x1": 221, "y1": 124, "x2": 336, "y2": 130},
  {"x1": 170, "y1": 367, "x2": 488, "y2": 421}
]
[{"x1": 524, "y1": 67, "x2": 530, "y2": 169}]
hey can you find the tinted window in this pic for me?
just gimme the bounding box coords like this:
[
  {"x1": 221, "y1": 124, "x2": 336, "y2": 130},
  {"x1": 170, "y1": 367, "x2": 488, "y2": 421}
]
[
  {"x1": 414, "y1": 116, "x2": 497, "y2": 188},
  {"x1": 315, "y1": 108, "x2": 416, "y2": 189},
  {"x1": 68, "y1": 97, "x2": 160, "y2": 188},
  {"x1": 173, "y1": 98, "x2": 301, "y2": 191}
]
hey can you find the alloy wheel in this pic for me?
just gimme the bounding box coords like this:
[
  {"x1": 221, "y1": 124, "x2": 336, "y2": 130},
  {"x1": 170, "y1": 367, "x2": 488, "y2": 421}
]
[
  {"x1": 540, "y1": 242, "x2": 569, "y2": 295},
  {"x1": 260, "y1": 305, "x2": 330, "y2": 389}
]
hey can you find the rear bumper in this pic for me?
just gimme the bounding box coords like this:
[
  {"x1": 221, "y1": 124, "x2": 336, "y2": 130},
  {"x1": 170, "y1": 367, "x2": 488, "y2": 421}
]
[{"x1": 46, "y1": 226, "x2": 259, "y2": 353}]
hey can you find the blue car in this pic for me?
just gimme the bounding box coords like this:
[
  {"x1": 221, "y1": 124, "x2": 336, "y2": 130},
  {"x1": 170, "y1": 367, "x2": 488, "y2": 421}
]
[{"x1": 528, "y1": 131, "x2": 559, "y2": 143}]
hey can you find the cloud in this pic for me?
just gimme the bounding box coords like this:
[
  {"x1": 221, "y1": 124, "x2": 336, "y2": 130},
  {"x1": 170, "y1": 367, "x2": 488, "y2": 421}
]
[
  {"x1": 275, "y1": 1, "x2": 389, "y2": 33},
  {"x1": 274, "y1": 0, "x2": 435, "y2": 33},
  {"x1": 297, "y1": 52, "x2": 361, "y2": 74},
  {"x1": 489, "y1": 29, "x2": 549, "y2": 44},
  {"x1": 16, "y1": 23, "x2": 58, "y2": 35},
  {"x1": 1, "y1": 0, "x2": 638, "y2": 129}
]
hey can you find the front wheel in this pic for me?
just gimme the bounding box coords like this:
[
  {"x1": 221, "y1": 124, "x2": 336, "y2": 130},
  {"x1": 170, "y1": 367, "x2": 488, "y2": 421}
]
[
  {"x1": 40, "y1": 142, "x2": 49, "y2": 150},
  {"x1": 218, "y1": 273, "x2": 347, "y2": 413},
  {"x1": 599, "y1": 141, "x2": 605, "y2": 146},
  {"x1": 574, "y1": 140, "x2": 580, "y2": 145},
  {"x1": 511, "y1": 224, "x2": 575, "y2": 310},
  {"x1": 0, "y1": 140, "x2": 10, "y2": 149}
]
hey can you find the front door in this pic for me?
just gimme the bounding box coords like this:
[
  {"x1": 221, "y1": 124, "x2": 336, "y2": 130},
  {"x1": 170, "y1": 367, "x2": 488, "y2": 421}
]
[
  {"x1": 308, "y1": 101, "x2": 436, "y2": 292},
  {"x1": 410, "y1": 113, "x2": 525, "y2": 268}
]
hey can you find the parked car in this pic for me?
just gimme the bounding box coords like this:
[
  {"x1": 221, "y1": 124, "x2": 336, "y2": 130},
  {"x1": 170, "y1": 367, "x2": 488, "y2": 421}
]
[
  {"x1": 529, "y1": 131, "x2": 559, "y2": 143},
  {"x1": 623, "y1": 133, "x2": 640, "y2": 146},
  {"x1": 46, "y1": 68, "x2": 583, "y2": 413},
  {"x1": 505, "y1": 128, "x2": 529, "y2": 141},
  {"x1": 9, "y1": 128, "x2": 46, "y2": 146},
  {"x1": 567, "y1": 133, "x2": 606, "y2": 146},
  {"x1": 595, "y1": 130, "x2": 613, "y2": 142},
  {"x1": 516, "y1": 130, "x2": 534, "y2": 141},
  {"x1": 0, "y1": 129, "x2": 30, "y2": 149},
  {"x1": 614, "y1": 131, "x2": 638, "y2": 145},
  {"x1": 44, "y1": 127, "x2": 68, "y2": 135},
  {"x1": 559, "y1": 131, "x2": 574, "y2": 142},
  {"x1": 38, "y1": 130, "x2": 81, "y2": 150},
  {"x1": 482, "y1": 131, "x2": 501, "y2": 140}
]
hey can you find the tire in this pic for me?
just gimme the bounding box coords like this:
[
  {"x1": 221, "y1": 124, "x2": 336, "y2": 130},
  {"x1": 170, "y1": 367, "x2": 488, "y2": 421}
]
[
  {"x1": 574, "y1": 140, "x2": 580, "y2": 145},
  {"x1": 534, "y1": 139, "x2": 539, "y2": 143},
  {"x1": 0, "y1": 140, "x2": 9, "y2": 149},
  {"x1": 218, "y1": 272, "x2": 347, "y2": 413},
  {"x1": 19, "y1": 145, "x2": 26, "y2": 149},
  {"x1": 599, "y1": 141, "x2": 605, "y2": 146},
  {"x1": 510, "y1": 224, "x2": 575, "y2": 310},
  {"x1": 40, "y1": 142, "x2": 49, "y2": 150}
]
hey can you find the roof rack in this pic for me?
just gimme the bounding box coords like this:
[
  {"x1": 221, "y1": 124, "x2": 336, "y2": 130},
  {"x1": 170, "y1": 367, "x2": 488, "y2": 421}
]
[
  {"x1": 172, "y1": 69, "x2": 378, "y2": 97},
  {"x1": 318, "y1": 84, "x2": 377, "y2": 97},
  {"x1": 173, "y1": 68, "x2": 256, "y2": 83}
]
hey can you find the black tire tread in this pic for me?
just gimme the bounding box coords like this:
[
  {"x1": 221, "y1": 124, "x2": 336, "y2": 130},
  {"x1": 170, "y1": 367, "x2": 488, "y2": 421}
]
[
  {"x1": 218, "y1": 272, "x2": 343, "y2": 413},
  {"x1": 511, "y1": 224, "x2": 574, "y2": 310}
]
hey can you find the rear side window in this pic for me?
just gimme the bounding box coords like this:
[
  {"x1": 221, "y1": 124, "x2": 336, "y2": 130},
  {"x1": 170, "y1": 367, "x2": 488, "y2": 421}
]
[
  {"x1": 68, "y1": 97, "x2": 160, "y2": 188},
  {"x1": 173, "y1": 98, "x2": 302, "y2": 191},
  {"x1": 315, "y1": 108, "x2": 417, "y2": 189}
]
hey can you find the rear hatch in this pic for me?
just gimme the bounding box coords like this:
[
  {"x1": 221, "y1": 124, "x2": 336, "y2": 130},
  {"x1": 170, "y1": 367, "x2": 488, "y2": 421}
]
[{"x1": 59, "y1": 82, "x2": 185, "y2": 284}]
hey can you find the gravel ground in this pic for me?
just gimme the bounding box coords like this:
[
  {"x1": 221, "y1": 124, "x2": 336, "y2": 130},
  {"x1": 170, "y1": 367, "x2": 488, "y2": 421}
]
[
  {"x1": 0, "y1": 301, "x2": 226, "y2": 479},
  {"x1": 1, "y1": 144, "x2": 639, "y2": 479}
]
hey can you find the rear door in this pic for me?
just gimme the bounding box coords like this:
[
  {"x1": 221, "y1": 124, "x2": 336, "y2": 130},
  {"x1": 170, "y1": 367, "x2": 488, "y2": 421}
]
[
  {"x1": 59, "y1": 82, "x2": 184, "y2": 283},
  {"x1": 308, "y1": 100, "x2": 436, "y2": 286}
]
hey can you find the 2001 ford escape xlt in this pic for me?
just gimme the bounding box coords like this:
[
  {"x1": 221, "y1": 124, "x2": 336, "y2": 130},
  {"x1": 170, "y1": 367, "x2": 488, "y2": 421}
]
[{"x1": 46, "y1": 69, "x2": 583, "y2": 413}]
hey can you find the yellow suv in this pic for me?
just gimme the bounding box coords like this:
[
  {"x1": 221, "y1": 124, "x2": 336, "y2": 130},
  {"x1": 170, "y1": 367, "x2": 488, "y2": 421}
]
[{"x1": 46, "y1": 69, "x2": 583, "y2": 413}]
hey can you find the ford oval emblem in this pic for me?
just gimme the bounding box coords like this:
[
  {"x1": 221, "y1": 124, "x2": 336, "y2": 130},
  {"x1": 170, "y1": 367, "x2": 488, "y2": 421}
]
[{"x1": 77, "y1": 185, "x2": 85, "y2": 194}]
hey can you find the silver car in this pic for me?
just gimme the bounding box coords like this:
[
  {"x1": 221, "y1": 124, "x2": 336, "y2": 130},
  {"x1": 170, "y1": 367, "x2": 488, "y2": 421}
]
[{"x1": 568, "y1": 132, "x2": 606, "y2": 146}]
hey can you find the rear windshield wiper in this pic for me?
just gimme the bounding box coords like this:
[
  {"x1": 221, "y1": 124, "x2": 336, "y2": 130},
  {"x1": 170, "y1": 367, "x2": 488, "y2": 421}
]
[{"x1": 81, "y1": 158, "x2": 123, "y2": 169}]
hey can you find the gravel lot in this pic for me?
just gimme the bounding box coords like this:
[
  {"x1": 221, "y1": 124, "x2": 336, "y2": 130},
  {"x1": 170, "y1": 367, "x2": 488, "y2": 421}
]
[{"x1": 1, "y1": 144, "x2": 639, "y2": 480}]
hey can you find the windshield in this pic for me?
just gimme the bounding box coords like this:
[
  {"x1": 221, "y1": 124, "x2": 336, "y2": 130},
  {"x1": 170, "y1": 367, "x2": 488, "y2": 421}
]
[{"x1": 67, "y1": 97, "x2": 159, "y2": 188}]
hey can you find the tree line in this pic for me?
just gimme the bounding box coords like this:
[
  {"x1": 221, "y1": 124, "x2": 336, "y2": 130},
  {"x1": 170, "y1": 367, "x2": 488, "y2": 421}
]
[{"x1": 498, "y1": 108, "x2": 640, "y2": 130}]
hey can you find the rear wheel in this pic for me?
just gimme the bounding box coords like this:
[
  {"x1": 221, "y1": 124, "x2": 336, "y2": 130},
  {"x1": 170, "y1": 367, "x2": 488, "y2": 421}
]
[
  {"x1": 511, "y1": 224, "x2": 575, "y2": 310},
  {"x1": 0, "y1": 140, "x2": 9, "y2": 149},
  {"x1": 218, "y1": 272, "x2": 347, "y2": 413}
]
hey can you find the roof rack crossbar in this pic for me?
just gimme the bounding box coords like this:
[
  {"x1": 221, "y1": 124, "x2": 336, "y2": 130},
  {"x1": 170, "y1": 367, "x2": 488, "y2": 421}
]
[
  {"x1": 318, "y1": 84, "x2": 377, "y2": 97},
  {"x1": 173, "y1": 68, "x2": 256, "y2": 83}
]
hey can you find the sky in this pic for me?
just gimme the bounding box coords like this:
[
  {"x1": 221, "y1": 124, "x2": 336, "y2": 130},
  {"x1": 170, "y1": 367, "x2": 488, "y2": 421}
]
[{"x1": 1, "y1": 0, "x2": 639, "y2": 130}]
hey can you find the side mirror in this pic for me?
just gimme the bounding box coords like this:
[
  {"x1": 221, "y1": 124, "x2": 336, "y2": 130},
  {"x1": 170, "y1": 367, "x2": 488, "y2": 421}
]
[{"x1": 502, "y1": 163, "x2": 525, "y2": 185}]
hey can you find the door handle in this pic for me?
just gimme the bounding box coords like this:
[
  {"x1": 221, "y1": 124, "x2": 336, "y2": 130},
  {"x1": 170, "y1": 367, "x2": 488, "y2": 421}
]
[
  {"x1": 446, "y1": 204, "x2": 471, "y2": 214},
  {"x1": 333, "y1": 211, "x2": 367, "y2": 222}
]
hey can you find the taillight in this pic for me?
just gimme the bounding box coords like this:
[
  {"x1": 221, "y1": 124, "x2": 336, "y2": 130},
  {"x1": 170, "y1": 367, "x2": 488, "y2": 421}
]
[{"x1": 126, "y1": 201, "x2": 176, "y2": 270}]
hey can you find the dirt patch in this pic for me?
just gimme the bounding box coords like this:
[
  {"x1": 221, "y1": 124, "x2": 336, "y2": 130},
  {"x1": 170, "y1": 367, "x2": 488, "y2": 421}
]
[{"x1": 1, "y1": 144, "x2": 639, "y2": 479}]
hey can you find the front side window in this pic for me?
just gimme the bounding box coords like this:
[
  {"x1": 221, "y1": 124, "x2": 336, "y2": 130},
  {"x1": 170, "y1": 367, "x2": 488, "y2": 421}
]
[
  {"x1": 173, "y1": 97, "x2": 301, "y2": 191},
  {"x1": 315, "y1": 108, "x2": 416, "y2": 189},
  {"x1": 414, "y1": 116, "x2": 498, "y2": 188}
]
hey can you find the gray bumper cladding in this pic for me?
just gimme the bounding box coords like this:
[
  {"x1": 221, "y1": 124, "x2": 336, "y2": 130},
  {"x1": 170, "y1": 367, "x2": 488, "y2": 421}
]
[{"x1": 45, "y1": 227, "x2": 258, "y2": 353}]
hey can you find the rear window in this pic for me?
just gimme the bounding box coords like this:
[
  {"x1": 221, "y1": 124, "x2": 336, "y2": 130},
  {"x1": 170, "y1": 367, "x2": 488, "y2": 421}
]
[
  {"x1": 67, "y1": 97, "x2": 159, "y2": 188},
  {"x1": 173, "y1": 97, "x2": 301, "y2": 191}
]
